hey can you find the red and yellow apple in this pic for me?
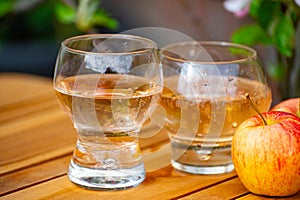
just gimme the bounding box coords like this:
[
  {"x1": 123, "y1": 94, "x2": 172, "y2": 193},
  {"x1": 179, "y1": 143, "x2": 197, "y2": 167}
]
[
  {"x1": 271, "y1": 98, "x2": 300, "y2": 117},
  {"x1": 232, "y1": 111, "x2": 300, "y2": 197}
]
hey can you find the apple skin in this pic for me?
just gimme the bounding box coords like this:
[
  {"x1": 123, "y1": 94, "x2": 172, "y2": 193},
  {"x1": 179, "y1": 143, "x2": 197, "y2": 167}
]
[
  {"x1": 271, "y1": 98, "x2": 300, "y2": 117},
  {"x1": 232, "y1": 111, "x2": 300, "y2": 197}
]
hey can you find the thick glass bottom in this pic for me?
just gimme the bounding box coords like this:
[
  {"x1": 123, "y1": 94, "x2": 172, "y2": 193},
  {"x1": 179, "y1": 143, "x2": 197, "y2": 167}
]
[
  {"x1": 68, "y1": 160, "x2": 145, "y2": 190},
  {"x1": 171, "y1": 160, "x2": 234, "y2": 174}
]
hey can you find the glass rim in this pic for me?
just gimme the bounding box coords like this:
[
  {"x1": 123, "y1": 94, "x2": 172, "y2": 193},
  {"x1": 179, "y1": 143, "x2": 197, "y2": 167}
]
[
  {"x1": 160, "y1": 41, "x2": 257, "y2": 64},
  {"x1": 61, "y1": 34, "x2": 157, "y2": 55}
]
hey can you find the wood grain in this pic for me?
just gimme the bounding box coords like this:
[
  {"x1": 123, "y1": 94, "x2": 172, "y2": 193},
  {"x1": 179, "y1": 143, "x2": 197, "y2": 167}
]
[
  {"x1": 238, "y1": 193, "x2": 300, "y2": 200},
  {"x1": 0, "y1": 114, "x2": 76, "y2": 174},
  {"x1": 0, "y1": 73, "x2": 53, "y2": 107},
  {"x1": 0, "y1": 155, "x2": 71, "y2": 196},
  {"x1": 0, "y1": 75, "x2": 73, "y2": 174},
  {"x1": 2, "y1": 73, "x2": 297, "y2": 200},
  {"x1": 1, "y1": 167, "x2": 236, "y2": 200},
  {"x1": 178, "y1": 177, "x2": 248, "y2": 199}
]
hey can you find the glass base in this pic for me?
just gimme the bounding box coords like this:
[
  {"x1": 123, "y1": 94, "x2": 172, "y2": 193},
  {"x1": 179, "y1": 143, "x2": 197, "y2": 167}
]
[
  {"x1": 171, "y1": 160, "x2": 234, "y2": 175},
  {"x1": 68, "y1": 160, "x2": 145, "y2": 190}
]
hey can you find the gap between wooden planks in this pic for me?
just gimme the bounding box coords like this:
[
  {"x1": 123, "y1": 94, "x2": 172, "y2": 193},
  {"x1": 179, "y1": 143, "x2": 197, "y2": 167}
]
[{"x1": 1, "y1": 166, "x2": 237, "y2": 200}]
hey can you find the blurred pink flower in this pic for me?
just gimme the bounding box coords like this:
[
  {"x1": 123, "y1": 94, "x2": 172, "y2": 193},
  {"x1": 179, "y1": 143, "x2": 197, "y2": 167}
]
[
  {"x1": 223, "y1": 0, "x2": 250, "y2": 18},
  {"x1": 295, "y1": 0, "x2": 300, "y2": 6}
]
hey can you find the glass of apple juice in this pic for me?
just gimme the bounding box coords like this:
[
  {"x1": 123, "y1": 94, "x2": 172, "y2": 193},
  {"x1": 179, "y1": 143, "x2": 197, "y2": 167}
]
[
  {"x1": 53, "y1": 34, "x2": 162, "y2": 189},
  {"x1": 160, "y1": 41, "x2": 272, "y2": 174}
]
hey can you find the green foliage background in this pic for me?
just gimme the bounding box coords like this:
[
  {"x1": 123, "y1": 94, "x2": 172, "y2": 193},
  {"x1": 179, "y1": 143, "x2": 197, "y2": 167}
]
[
  {"x1": 231, "y1": 0, "x2": 300, "y2": 99},
  {"x1": 0, "y1": 0, "x2": 118, "y2": 42}
]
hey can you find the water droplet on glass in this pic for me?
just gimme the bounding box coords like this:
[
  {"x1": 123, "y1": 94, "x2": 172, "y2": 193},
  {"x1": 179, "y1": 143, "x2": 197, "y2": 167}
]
[
  {"x1": 189, "y1": 49, "x2": 196, "y2": 57},
  {"x1": 200, "y1": 154, "x2": 212, "y2": 161},
  {"x1": 122, "y1": 41, "x2": 128, "y2": 47},
  {"x1": 201, "y1": 72, "x2": 207, "y2": 77},
  {"x1": 196, "y1": 149, "x2": 212, "y2": 161},
  {"x1": 228, "y1": 76, "x2": 234, "y2": 82},
  {"x1": 117, "y1": 117, "x2": 127, "y2": 125},
  {"x1": 103, "y1": 158, "x2": 118, "y2": 169},
  {"x1": 175, "y1": 99, "x2": 181, "y2": 107},
  {"x1": 232, "y1": 122, "x2": 238, "y2": 128}
]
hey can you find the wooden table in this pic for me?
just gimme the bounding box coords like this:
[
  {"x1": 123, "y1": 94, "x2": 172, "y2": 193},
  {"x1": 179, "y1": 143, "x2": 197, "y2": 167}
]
[{"x1": 0, "y1": 73, "x2": 298, "y2": 200}]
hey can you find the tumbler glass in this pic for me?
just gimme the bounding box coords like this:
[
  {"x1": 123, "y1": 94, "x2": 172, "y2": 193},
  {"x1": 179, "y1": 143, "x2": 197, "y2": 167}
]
[
  {"x1": 160, "y1": 41, "x2": 272, "y2": 174},
  {"x1": 53, "y1": 34, "x2": 162, "y2": 189}
]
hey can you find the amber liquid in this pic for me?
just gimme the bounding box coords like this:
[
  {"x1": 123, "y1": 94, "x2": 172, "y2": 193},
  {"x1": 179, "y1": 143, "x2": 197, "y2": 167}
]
[
  {"x1": 160, "y1": 76, "x2": 272, "y2": 167},
  {"x1": 55, "y1": 74, "x2": 161, "y2": 168}
]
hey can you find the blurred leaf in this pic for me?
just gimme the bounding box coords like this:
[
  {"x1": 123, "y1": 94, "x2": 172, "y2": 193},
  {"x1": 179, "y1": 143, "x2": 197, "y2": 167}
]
[
  {"x1": 0, "y1": 0, "x2": 15, "y2": 18},
  {"x1": 272, "y1": 12, "x2": 295, "y2": 57},
  {"x1": 25, "y1": 1, "x2": 55, "y2": 37},
  {"x1": 231, "y1": 24, "x2": 272, "y2": 46},
  {"x1": 249, "y1": 0, "x2": 263, "y2": 18},
  {"x1": 249, "y1": 1, "x2": 295, "y2": 57},
  {"x1": 250, "y1": 0, "x2": 280, "y2": 28},
  {"x1": 268, "y1": 63, "x2": 285, "y2": 81},
  {"x1": 228, "y1": 46, "x2": 252, "y2": 57},
  {"x1": 54, "y1": 1, "x2": 75, "y2": 24},
  {"x1": 76, "y1": 0, "x2": 99, "y2": 32},
  {"x1": 93, "y1": 9, "x2": 119, "y2": 30},
  {"x1": 0, "y1": 1, "x2": 56, "y2": 41},
  {"x1": 75, "y1": 0, "x2": 118, "y2": 32}
]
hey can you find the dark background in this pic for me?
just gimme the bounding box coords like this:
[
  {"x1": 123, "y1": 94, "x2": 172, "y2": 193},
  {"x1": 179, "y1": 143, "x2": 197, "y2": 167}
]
[
  {"x1": 0, "y1": 0, "x2": 276, "y2": 100},
  {"x1": 0, "y1": 0, "x2": 264, "y2": 77}
]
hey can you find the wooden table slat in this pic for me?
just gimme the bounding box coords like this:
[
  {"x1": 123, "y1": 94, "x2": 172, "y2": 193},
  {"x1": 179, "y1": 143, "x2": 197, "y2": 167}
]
[
  {"x1": 178, "y1": 177, "x2": 249, "y2": 199},
  {"x1": 0, "y1": 97, "x2": 59, "y2": 124},
  {"x1": 1, "y1": 73, "x2": 299, "y2": 199},
  {"x1": 1, "y1": 168, "x2": 236, "y2": 200},
  {"x1": 0, "y1": 155, "x2": 71, "y2": 196},
  {"x1": 0, "y1": 106, "x2": 71, "y2": 139},
  {"x1": 0, "y1": 73, "x2": 53, "y2": 107},
  {"x1": 0, "y1": 117, "x2": 76, "y2": 174},
  {"x1": 238, "y1": 193, "x2": 300, "y2": 200}
]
